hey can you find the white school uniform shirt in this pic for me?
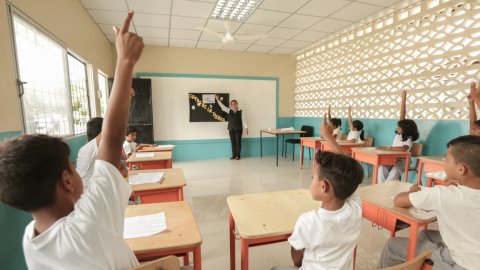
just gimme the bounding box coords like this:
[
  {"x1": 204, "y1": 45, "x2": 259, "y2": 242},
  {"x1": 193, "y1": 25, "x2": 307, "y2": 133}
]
[
  {"x1": 288, "y1": 190, "x2": 362, "y2": 270},
  {"x1": 217, "y1": 100, "x2": 248, "y2": 128},
  {"x1": 392, "y1": 134, "x2": 413, "y2": 152},
  {"x1": 123, "y1": 140, "x2": 137, "y2": 155},
  {"x1": 346, "y1": 131, "x2": 364, "y2": 144},
  {"x1": 23, "y1": 160, "x2": 139, "y2": 270},
  {"x1": 76, "y1": 138, "x2": 98, "y2": 190},
  {"x1": 410, "y1": 185, "x2": 480, "y2": 269}
]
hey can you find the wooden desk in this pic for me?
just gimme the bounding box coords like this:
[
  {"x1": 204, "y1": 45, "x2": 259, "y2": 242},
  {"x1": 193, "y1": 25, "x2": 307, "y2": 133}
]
[
  {"x1": 259, "y1": 129, "x2": 306, "y2": 166},
  {"x1": 424, "y1": 172, "x2": 454, "y2": 188},
  {"x1": 126, "y1": 169, "x2": 186, "y2": 204},
  {"x1": 228, "y1": 189, "x2": 322, "y2": 270},
  {"x1": 126, "y1": 152, "x2": 173, "y2": 170},
  {"x1": 139, "y1": 146, "x2": 174, "y2": 152},
  {"x1": 359, "y1": 182, "x2": 437, "y2": 261},
  {"x1": 321, "y1": 141, "x2": 363, "y2": 155},
  {"x1": 417, "y1": 156, "x2": 445, "y2": 186},
  {"x1": 352, "y1": 148, "x2": 411, "y2": 185},
  {"x1": 125, "y1": 201, "x2": 202, "y2": 269},
  {"x1": 299, "y1": 137, "x2": 324, "y2": 172}
]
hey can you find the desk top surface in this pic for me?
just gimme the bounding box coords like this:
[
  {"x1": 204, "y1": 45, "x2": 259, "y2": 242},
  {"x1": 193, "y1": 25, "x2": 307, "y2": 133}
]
[
  {"x1": 127, "y1": 152, "x2": 172, "y2": 163},
  {"x1": 126, "y1": 168, "x2": 186, "y2": 191},
  {"x1": 352, "y1": 147, "x2": 411, "y2": 156},
  {"x1": 301, "y1": 137, "x2": 325, "y2": 141},
  {"x1": 418, "y1": 155, "x2": 446, "y2": 164},
  {"x1": 125, "y1": 201, "x2": 202, "y2": 254},
  {"x1": 227, "y1": 189, "x2": 322, "y2": 239},
  {"x1": 139, "y1": 146, "x2": 174, "y2": 152},
  {"x1": 359, "y1": 182, "x2": 437, "y2": 223},
  {"x1": 259, "y1": 129, "x2": 307, "y2": 134}
]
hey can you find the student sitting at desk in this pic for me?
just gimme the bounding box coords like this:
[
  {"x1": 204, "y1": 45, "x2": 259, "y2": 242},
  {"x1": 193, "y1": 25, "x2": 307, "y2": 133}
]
[
  {"x1": 375, "y1": 90, "x2": 419, "y2": 183},
  {"x1": 123, "y1": 125, "x2": 156, "y2": 159},
  {"x1": 338, "y1": 106, "x2": 365, "y2": 144},
  {"x1": 77, "y1": 117, "x2": 128, "y2": 191},
  {"x1": 0, "y1": 11, "x2": 144, "y2": 269},
  {"x1": 272, "y1": 116, "x2": 364, "y2": 270},
  {"x1": 378, "y1": 135, "x2": 480, "y2": 270}
]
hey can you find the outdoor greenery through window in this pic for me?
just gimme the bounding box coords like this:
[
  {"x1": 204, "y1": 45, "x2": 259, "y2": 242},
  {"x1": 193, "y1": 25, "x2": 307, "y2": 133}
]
[
  {"x1": 98, "y1": 73, "x2": 108, "y2": 117},
  {"x1": 68, "y1": 54, "x2": 90, "y2": 135}
]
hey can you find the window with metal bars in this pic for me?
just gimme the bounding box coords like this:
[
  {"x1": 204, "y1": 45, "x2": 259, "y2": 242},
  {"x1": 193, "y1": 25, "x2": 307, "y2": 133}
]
[{"x1": 68, "y1": 54, "x2": 91, "y2": 135}]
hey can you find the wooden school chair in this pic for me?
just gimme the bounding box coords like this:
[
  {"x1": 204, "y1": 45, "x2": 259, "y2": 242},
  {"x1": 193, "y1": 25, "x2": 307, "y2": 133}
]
[
  {"x1": 127, "y1": 255, "x2": 182, "y2": 270},
  {"x1": 379, "y1": 250, "x2": 434, "y2": 270},
  {"x1": 122, "y1": 149, "x2": 130, "y2": 168},
  {"x1": 285, "y1": 125, "x2": 313, "y2": 161},
  {"x1": 402, "y1": 143, "x2": 423, "y2": 182},
  {"x1": 338, "y1": 134, "x2": 347, "y2": 140}
]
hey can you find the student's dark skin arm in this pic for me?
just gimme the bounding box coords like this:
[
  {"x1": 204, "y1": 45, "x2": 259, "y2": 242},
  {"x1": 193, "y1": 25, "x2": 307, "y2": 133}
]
[
  {"x1": 339, "y1": 106, "x2": 356, "y2": 143},
  {"x1": 97, "y1": 11, "x2": 144, "y2": 165},
  {"x1": 119, "y1": 161, "x2": 128, "y2": 177},
  {"x1": 468, "y1": 94, "x2": 477, "y2": 135},
  {"x1": 400, "y1": 89, "x2": 407, "y2": 121},
  {"x1": 291, "y1": 247, "x2": 304, "y2": 267},
  {"x1": 393, "y1": 184, "x2": 421, "y2": 207},
  {"x1": 320, "y1": 114, "x2": 346, "y2": 155},
  {"x1": 472, "y1": 80, "x2": 480, "y2": 111}
]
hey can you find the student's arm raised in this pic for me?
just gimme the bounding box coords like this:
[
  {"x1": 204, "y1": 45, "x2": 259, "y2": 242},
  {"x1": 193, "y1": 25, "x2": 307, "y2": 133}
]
[
  {"x1": 97, "y1": 11, "x2": 144, "y2": 166},
  {"x1": 468, "y1": 94, "x2": 476, "y2": 135},
  {"x1": 320, "y1": 114, "x2": 346, "y2": 155},
  {"x1": 472, "y1": 80, "x2": 480, "y2": 110},
  {"x1": 400, "y1": 89, "x2": 407, "y2": 121}
]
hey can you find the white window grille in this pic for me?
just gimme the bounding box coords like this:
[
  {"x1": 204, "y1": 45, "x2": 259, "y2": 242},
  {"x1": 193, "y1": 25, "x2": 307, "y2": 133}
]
[
  {"x1": 68, "y1": 54, "x2": 91, "y2": 135},
  {"x1": 98, "y1": 72, "x2": 109, "y2": 117}
]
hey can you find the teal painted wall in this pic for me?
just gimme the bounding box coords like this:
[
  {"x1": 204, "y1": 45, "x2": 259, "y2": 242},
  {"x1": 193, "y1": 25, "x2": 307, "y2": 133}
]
[
  {"x1": 0, "y1": 131, "x2": 87, "y2": 270},
  {"x1": 291, "y1": 117, "x2": 469, "y2": 184}
]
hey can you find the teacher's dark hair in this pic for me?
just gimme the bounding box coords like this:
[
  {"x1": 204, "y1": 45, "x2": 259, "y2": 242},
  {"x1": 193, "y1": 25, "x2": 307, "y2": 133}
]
[{"x1": 231, "y1": 100, "x2": 238, "y2": 105}]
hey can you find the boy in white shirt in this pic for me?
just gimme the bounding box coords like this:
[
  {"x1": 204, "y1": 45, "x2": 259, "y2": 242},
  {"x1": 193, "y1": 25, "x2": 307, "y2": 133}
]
[
  {"x1": 77, "y1": 117, "x2": 128, "y2": 190},
  {"x1": 123, "y1": 125, "x2": 155, "y2": 159},
  {"x1": 378, "y1": 135, "x2": 480, "y2": 270},
  {"x1": 272, "y1": 116, "x2": 364, "y2": 270},
  {"x1": 0, "y1": 11, "x2": 144, "y2": 269}
]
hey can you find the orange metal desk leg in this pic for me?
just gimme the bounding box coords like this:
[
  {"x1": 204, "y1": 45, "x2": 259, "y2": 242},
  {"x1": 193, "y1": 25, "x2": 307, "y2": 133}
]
[
  {"x1": 179, "y1": 187, "x2": 184, "y2": 201},
  {"x1": 241, "y1": 237, "x2": 249, "y2": 270},
  {"x1": 372, "y1": 165, "x2": 378, "y2": 185},
  {"x1": 404, "y1": 156, "x2": 410, "y2": 183},
  {"x1": 184, "y1": 254, "x2": 189, "y2": 266},
  {"x1": 427, "y1": 178, "x2": 433, "y2": 188},
  {"x1": 193, "y1": 245, "x2": 201, "y2": 270},
  {"x1": 406, "y1": 222, "x2": 420, "y2": 261},
  {"x1": 230, "y1": 210, "x2": 235, "y2": 270},
  {"x1": 417, "y1": 160, "x2": 424, "y2": 185},
  {"x1": 129, "y1": 163, "x2": 133, "y2": 170},
  {"x1": 300, "y1": 140, "x2": 304, "y2": 169}
]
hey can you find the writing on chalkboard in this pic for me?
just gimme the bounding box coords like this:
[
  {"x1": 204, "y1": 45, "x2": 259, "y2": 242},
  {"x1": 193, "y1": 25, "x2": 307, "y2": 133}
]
[{"x1": 189, "y1": 94, "x2": 226, "y2": 122}]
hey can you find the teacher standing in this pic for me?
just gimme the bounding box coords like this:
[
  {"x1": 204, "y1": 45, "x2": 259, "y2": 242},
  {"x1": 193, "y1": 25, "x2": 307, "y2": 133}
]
[{"x1": 215, "y1": 94, "x2": 248, "y2": 160}]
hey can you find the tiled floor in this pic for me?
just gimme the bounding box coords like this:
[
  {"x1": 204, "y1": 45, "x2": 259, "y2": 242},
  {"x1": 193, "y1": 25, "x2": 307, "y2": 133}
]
[{"x1": 171, "y1": 154, "x2": 437, "y2": 270}]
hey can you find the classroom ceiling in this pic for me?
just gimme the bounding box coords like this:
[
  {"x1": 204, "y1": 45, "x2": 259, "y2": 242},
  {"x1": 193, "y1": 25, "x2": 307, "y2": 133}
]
[{"x1": 80, "y1": 0, "x2": 424, "y2": 55}]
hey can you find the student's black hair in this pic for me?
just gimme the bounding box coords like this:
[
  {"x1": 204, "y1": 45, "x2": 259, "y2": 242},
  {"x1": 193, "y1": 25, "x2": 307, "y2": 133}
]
[
  {"x1": 86, "y1": 117, "x2": 103, "y2": 142},
  {"x1": 395, "y1": 119, "x2": 419, "y2": 142},
  {"x1": 331, "y1": 118, "x2": 342, "y2": 129},
  {"x1": 126, "y1": 126, "x2": 137, "y2": 136},
  {"x1": 0, "y1": 135, "x2": 72, "y2": 212},
  {"x1": 315, "y1": 151, "x2": 364, "y2": 200},
  {"x1": 352, "y1": 120, "x2": 365, "y2": 141},
  {"x1": 447, "y1": 135, "x2": 480, "y2": 178}
]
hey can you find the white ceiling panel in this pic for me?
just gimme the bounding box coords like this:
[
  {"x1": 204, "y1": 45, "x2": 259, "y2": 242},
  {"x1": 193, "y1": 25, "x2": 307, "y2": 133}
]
[
  {"x1": 357, "y1": 0, "x2": 402, "y2": 7},
  {"x1": 143, "y1": 38, "x2": 169, "y2": 46},
  {"x1": 279, "y1": 40, "x2": 312, "y2": 49},
  {"x1": 296, "y1": 0, "x2": 350, "y2": 17},
  {"x1": 258, "y1": 0, "x2": 309, "y2": 13},
  {"x1": 329, "y1": 2, "x2": 384, "y2": 22},
  {"x1": 337, "y1": 23, "x2": 364, "y2": 36},
  {"x1": 269, "y1": 47, "x2": 297, "y2": 54},
  {"x1": 196, "y1": 41, "x2": 224, "y2": 49},
  {"x1": 389, "y1": 0, "x2": 423, "y2": 10},
  {"x1": 87, "y1": 10, "x2": 135, "y2": 25},
  {"x1": 170, "y1": 16, "x2": 207, "y2": 30},
  {"x1": 199, "y1": 32, "x2": 223, "y2": 42},
  {"x1": 309, "y1": 18, "x2": 352, "y2": 33},
  {"x1": 246, "y1": 45, "x2": 275, "y2": 53},
  {"x1": 204, "y1": 20, "x2": 241, "y2": 33},
  {"x1": 233, "y1": 34, "x2": 260, "y2": 44},
  {"x1": 359, "y1": 8, "x2": 396, "y2": 25},
  {"x1": 235, "y1": 24, "x2": 273, "y2": 35},
  {"x1": 278, "y1": 14, "x2": 323, "y2": 29},
  {"x1": 254, "y1": 37, "x2": 288, "y2": 47},
  {"x1": 172, "y1": 0, "x2": 215, "y2": 18},
  {"x1": 136, "y1": 26, "x2": 169, "y2": 38},
  {"x1": 133, "y1": 13, "x2": 169, "y2": 27},
  {"x1": 169, "y1": 39, "x2": 198, "y2": 48},
  {"x1": 222, "y1": 43, "x2": 250, "y2": 51},
  {"x1": 169, "y1": 29, "x2": 202, "y2": 40},
  {"x1": 80, "y1": 0, "x2": 127, "y2": 12},
  {"x1": 127, "y1": 0, "x2": 171, "y2": 15},
  {"x1": 245, "y1": 9, "x2": 291, "y2": 26},
  {"x1": 291, "y1": 30, "x2": 329, "y2": 42},
  {"x1": 268, "y1": 27, "x2": 303, "y2": 39}
]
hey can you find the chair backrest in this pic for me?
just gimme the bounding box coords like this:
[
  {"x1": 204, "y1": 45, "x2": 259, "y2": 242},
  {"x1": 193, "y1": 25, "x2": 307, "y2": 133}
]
[
  {"x1": 379, "y1": 250, "x2": 433, "y2": 270},
  {"x1": 338, "y1": 134, "x2": 347, "y2": 140},
  {"x1": 364, "y1": 137, "x2": 374, "y2": 147},
  {"x1": 410, "y1": 143, "x2": 423, "y2": 157},
  {"x1": 300, "y1": 125, "x2": 313, "y2": 137},
  {"x1": 126, "y1": 256, "x2": 180, "y2": 270},
  {"x1": 122, "y1": 148, "x2": 128, "y2": 161}
]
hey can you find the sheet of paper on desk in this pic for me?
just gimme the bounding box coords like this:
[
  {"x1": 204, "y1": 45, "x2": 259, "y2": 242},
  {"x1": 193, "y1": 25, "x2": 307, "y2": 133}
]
[
  {"x1": 136, "y1": 153, "x2": 154, "y2": 158},
  {"x1": 124, "y1": 212, "x2": 167, "y2": 239},
  {"x1": 279, "y1": 127, "x2": 294, "y2": 131},
  {"x1": 129, "y1": 173, "x2": 164, "y2": 185},
  {"x1": 156, "y1": 144, "x2": 175, "y2": 148}
]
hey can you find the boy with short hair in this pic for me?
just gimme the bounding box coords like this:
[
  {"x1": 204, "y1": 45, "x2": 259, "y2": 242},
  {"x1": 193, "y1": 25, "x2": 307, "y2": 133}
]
[
  {"x1": 0, "y1": 11, "x2": 144, "y2": 269},
  {"x1": 378, "y1": 135, "x2": 480, "y2": 269},
  {"x1": 272, "y1": 116, "x2": 364, "y2": 270},
  {"x1": 123, "y1": 125, "x2": 155, "y2": 159},
  {"x1": 77, "y1": 117, "x2": 129, "y2": 190}
]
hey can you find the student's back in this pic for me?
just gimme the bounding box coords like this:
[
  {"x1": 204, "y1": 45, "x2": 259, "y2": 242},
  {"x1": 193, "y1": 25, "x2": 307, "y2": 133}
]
[{"x1": 77, "y1": 117, "x2": 103, "y2": 189}]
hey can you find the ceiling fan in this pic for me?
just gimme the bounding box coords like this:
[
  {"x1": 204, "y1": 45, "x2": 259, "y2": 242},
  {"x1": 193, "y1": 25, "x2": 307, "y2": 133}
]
[{"x1": 196, "y1": 22, "x2": 268, "y2": 49}]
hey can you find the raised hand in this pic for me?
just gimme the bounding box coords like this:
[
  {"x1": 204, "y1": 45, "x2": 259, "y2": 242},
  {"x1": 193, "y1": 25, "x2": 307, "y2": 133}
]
[
  {"x1": 320, "y1": 114, "x2": 334, "y2": 137},
  {"x1": 214, "y1": 94, "x2": 219, "y2": 101},
  {"x1": 348, "y1": 106, "x2": 351, "y2": 114},
  {"x1": 113, "y1": 11, "x2": 144, "y2": 66},
  {"x1": 470, "y1": 80, "x2": 480, "y2": 103}
]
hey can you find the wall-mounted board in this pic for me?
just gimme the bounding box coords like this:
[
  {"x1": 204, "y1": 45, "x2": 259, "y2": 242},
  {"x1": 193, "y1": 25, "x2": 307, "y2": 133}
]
[{"x1": 189, "y1": 93, "x2": 229, "y2": 122}]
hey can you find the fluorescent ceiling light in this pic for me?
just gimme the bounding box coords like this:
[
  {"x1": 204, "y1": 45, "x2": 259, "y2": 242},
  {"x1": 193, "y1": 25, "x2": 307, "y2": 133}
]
[{"x1": 211, "y1": 0, "x2": 263, "y2": 22}]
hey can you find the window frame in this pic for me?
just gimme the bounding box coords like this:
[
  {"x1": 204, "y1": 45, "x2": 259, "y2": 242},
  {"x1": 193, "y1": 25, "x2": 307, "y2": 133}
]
[
  {"x1": 7, "y1": 3, "x2": 95, "y2": 139},
  {"x1": 97, "y1": 70, "x2": 110, "y2": 117}
]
